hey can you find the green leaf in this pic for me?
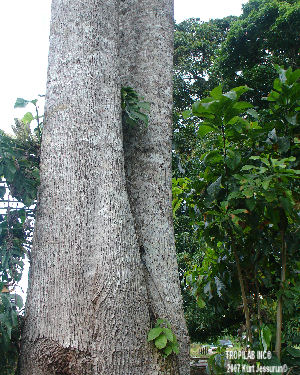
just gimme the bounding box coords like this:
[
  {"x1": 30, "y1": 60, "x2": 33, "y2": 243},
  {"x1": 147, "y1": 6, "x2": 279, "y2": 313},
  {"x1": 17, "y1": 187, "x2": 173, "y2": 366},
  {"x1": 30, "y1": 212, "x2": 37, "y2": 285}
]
[
  {"x1": 197, "y1": 298, "x2": 206, "y2": 308},
  {"x1": 226, "y1": 152, "x2": 241, "y2": 170},
  {"x1": 182, "y1": 110, "x2": 192, "y2": 119},
  {"x1": 233, "y1": 101, "x2": 253, "y2": 111},
  {"x1": 198, "y1": 125, "x2": 216, "y2": 137},
  {"x1": 286, "y1": 346, "x2": 300, "y2": 358},
  {"x1": 155, "y1": 318, "x2": 170, "y2": 328},
  {"x1": 278, "y1": 137, "x2": 290, "y2": 153},
  {"x1": 261, "y1": 325, "x2": 272, "y2": 351},
  {"x1": 204, "y1": 151, "x2": 223, "y2": 165},
  {"x1": 164, "y1": 345, "x2": 173, "y2": 356},
  {"x1": 262, "y1": 354, "x2": 281, "y2": 375},
  {"x1": 14, "y1": 294, "x2": 23, "y2": 309},
  {"x1": 162, "y1": 327, "x2": 174, "y2": 342},
  {"x1": 210, "y1": 85, "x2": 223, "y2": 99},
  {"x1": 245, "y1": 198, "x2": 256, "y2": 211},
  {"x1": 262, "y1": 178, "x2": 271, "y2": 190},
  {"x1": 14, "y1": 98, "x2": 30, "y2": 108},
  {"x1": 232, "y1": 86, "x2": 252, "y2": 98},
  {"x1": 273, "y1": 78, "x2": 282, "y2": 91},
  {"x1": 155, "y1": 334, "x2": 168, "y2": 349},
  {"x1": 223, "y1": 90, "x2": 237, "y2": 101},
  {"x1": 247, "y1": 108, "x2": 259, "y2": 119},
  {"x1": 22, "y1": 112, "x2": 34, "y2": 125},
  {"x1": 241, "y1": 165, "x2": 255, "y2": 171},
  {"x1": 172, "y1": 344, "x2": 180, "y2": 355},
  {"x1": 207, "y1": 176, "x2": 222, "y2": 198},
  {"x1": 148, "y1": 327, "x2": 163, "y2": 342},
  {"x1": 138, "y1": 101, "x2": 150, "y2": 111}
]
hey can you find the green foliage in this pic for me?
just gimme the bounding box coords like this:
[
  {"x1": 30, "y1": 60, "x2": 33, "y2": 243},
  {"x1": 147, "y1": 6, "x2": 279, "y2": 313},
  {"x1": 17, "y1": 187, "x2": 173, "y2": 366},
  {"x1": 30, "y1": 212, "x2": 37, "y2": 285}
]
[
  {"x1": 147, "y1": 319, "x2": 180, "y2": 357},
  {"x1": 121, "y1": 86, "x2": 150, "y2": 128},
  {"x1": 173, "y1": 66, "x2": 299, "y2": 368},
  {"x1": 174, "y1": 17, "x2": 238, "y2": 112},
  {"x1": 0, "y1": 98, "x2": 42, "y2": 207},
  {"x1": 215, "y1": 0, "x2": 300, "y2": 105},
  {"x1": 0, "y1": 293, "x2": 23, "y2": 375},
  {"x1": 0, "y1": 97, "x2": 41, "y2": 374},
  {"x1": 207, "y1": 346, "x2": 227, "y2": 375}
]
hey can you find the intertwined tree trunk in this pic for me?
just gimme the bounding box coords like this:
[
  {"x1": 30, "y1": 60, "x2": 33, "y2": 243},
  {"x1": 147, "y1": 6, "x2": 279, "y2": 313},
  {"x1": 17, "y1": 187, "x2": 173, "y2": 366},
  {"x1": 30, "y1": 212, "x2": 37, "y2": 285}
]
[
  {"x1": 119, "y1": 1, "x2": 190, "y2": 373},
  {"x1": 19, "y1": 0, "x2": 189, "y2": 374}
]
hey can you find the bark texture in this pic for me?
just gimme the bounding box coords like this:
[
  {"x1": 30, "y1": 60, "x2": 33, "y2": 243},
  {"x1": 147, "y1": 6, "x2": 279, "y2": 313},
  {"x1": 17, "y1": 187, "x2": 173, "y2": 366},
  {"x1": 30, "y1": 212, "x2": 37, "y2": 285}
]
[
  {"x1": 119, "y1": 1, "x2": 190, "y2": 373},
  {"x1": 20, "y1": 0, "x2": 190, "y2": 374}
]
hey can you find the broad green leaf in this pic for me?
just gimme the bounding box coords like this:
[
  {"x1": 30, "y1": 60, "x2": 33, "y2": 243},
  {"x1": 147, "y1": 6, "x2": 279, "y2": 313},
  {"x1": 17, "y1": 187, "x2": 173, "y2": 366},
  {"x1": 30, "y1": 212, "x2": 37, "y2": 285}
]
[
  {"x1": 207, "y1": 176, "x2": 222, "y2": 198},
  {"x1": 241, "y1": 165, "x2": 255, "y2": 171},
  {"x1": 247, "y1": 108, "x2": 259, "y2": 119},
  {"x1": 164, "y1": 345, "x2": 173, "y2": 356},
  {"x1": 273, "y1": 78, "x2": 282, "y2": 92},
  {"x1": 172, "y1": 198, "x2": 182, "y2": 217},
  {"x1": 261, "y1": 325, "x2": 272, "y2": 351},
  {"x1": 245, "y1": 198, "x2": 256, "y2": 211},
  {"x1": 14, "y1": 98, "x2": 29, "y2": 108},
  {"x1": 172, "y1": 344, "x2": 180, "y2": 354},
  {"x1": 198, "y1": 125, "x2": 216, "y2": 137},
  {"x1": 155, "y1": 318, "x2": 170, "y2": 328},
  {"x1": 162, "y1": 327, "x2": 174, "y2": 342},
  {"x1": 147, "y1": 327, "x2": 163, "y2": 341},
  {"x1": 226, "y1": 152, "x2": 241, "y2": 170},
  {"x1": 233, "y1": 101, "x2": 253, "y2": 111},
  {"x1": 204, "y1": 151, "x2": 223, "y2": 165},
  {"x1": 223, "y1": 90, "x2": 237, "y2": 101},
  {"x1": 197, "y1": 298, "x2": 206, "y2": 308},
  {"x1": 232, "y1": 86, "x2": 252, "y2": 98},
  {"x1": 286, "y1": 346, "x2": 300, "y2": 358},
  {"x1": 210, "y1": 85, "x2": 223, "y2": 99},
  {"x1": 155, "y1": 334, "x2": 168, "y2": 349},
  {"x1": 262, "y1": 178, "x2": 271, "y2": 190},
  {"x1": 182, "y1": 110, "x2": 192, "y2": 119},
  {"x1": 22, "y1": 112, "x2": 34, "y2": 125},
  {"x1": 138, "y1": 101, "x2": 150, "y2": 111}
]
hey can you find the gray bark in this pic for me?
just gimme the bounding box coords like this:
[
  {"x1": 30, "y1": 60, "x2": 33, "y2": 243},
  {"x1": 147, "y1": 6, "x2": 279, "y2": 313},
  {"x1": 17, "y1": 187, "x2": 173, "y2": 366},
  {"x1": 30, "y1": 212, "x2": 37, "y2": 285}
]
[
  {"x1": 20, "y1": 0, "x2": 190, "y2": 374},
  {"x1": 119, "y1": 1, "x2": 190, "y2": 373}
]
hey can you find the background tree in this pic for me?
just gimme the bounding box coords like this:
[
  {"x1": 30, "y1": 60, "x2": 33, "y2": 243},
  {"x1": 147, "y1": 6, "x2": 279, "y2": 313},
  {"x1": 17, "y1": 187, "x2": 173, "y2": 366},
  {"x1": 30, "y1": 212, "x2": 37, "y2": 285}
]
[
  {"x1": 173, "y1": 0, "x2": 300, "y2": 346},
  {"x1": 215, "y1": 0, "x2": 300, "y2": 105},
  {"x1": 175, "y1": 67, "x2": 300, "y2": 370}
]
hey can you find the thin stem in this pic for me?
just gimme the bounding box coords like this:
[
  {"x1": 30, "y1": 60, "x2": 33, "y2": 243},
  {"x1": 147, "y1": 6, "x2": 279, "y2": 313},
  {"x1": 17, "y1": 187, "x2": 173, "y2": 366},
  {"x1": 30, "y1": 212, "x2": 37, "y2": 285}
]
[
  {"x1": 232, "y1": 243, "x2": 253, "y2": 344},
  {"x1": 35, "y1": 104, "x2": 42, "y2": 143},
  {"x1": 221, "y1": 121, "x2": 229, "y2": 194},
  {"x1": 275, "y1": 231, "x2": 287, "y2": 360},
  {"x1": 255, "y1": 277, "x2": 263, "y2": 327}
]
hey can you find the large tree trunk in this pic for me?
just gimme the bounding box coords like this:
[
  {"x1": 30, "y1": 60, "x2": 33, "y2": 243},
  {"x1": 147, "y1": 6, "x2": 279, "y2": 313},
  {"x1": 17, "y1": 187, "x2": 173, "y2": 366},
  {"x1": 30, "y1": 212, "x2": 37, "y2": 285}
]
[
  {"x1": 119, "y1": 1, "x2": 190, "y2": 373},
  {"x1": 20, "y1": 0, "x2": 189, "y2": 374}
]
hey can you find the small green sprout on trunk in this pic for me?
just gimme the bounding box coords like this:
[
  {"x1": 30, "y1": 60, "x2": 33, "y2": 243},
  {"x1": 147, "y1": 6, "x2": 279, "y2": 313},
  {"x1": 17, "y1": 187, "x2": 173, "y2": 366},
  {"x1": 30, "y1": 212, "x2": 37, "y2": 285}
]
[
  {"x1": 121, "y1": 86, "x2": 150, "y2": 128},
  {"x1": 147, "y1": 318, "x2": 179, "y2": 357}
]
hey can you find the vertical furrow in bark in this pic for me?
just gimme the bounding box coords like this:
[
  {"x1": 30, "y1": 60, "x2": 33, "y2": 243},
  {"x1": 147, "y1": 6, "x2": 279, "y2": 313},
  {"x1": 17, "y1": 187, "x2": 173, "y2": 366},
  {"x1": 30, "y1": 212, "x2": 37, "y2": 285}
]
[
  {"x1": 119, "y1": 1, "x2": 190, "y2": 374},
  {"x1": 20, "y1": 1, "x2": 160, "y2": 374}
]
